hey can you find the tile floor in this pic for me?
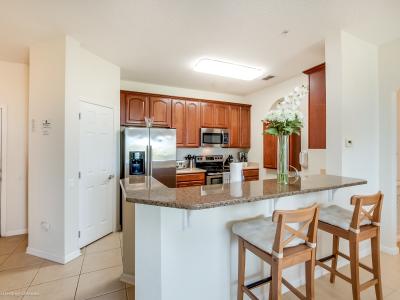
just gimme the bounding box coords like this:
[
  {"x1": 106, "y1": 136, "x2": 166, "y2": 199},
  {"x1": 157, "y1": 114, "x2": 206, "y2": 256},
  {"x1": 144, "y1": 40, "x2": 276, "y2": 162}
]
[
  {"x1": 0, "y1": 233, "x2": 133, "y2": 300},
  {"x1": 0, "y1": 233, "x2": 399, "y2": 299}
]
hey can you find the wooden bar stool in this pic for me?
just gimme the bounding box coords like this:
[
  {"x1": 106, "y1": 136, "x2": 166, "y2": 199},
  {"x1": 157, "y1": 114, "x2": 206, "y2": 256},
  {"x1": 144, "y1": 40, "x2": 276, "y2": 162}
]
[
  {"x1": 232, "y1": 204, "x2": 320, "y2": 300},
  {"x1": 316, "y1": 192, "x2": 384, "y2": 300}
]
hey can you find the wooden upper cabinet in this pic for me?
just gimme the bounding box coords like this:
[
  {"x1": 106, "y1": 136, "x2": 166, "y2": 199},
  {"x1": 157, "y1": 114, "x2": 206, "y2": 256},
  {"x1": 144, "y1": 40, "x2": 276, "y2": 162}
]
[
  {"x1": 125, "y1": 93, "x2": 149, "y2": 126},
  {"x1": 172, "y1": 99, "x2": 186, "y2": 147},
  {"x1": 120, "y1": 92, "x2": 126, "y2": 125},
  {"x1": 304, "y1": 63, "x2": 326, "y2": 149},
  {"x1": 200, "y1": 102, "x2": 214, "y2": 128},
  {"x1": 240, "y1": 106, "x2": 251, "y2": 148},
  {"x1": 214, "y1": 103, "x2": 229, "y2": 128},
  {"x1": 185, "y1": 100, "x2": 201, "y2": 147},
  {"x1": 229, "y1": 105, "x2": 241, "y2": 148},
  {"x1": 149, "y1": 96, "x2": 171, "y2": 128}
]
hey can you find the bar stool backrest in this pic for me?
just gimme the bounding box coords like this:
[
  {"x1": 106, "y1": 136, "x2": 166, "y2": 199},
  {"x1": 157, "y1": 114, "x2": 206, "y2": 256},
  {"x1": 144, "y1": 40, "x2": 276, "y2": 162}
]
[
  {"x1": 350, "y1": 191, "x2": 384, "y2": 231},
  {"x1": 272, "y1": 204, "x2": 320, "y2": 257}
]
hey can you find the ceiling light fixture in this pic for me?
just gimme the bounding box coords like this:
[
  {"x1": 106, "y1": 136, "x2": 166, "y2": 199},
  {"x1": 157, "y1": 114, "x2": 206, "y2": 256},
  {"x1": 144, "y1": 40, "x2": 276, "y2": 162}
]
[{"x1": 193, "y1": 58, "x2": 264, "y2": 81}]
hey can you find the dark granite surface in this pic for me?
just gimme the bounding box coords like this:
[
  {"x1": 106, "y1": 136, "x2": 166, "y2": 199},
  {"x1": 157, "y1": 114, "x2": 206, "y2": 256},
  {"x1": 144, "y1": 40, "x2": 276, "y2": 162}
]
[{"x1": 120, "y1": 175, "x2": 367, "y2": 210}]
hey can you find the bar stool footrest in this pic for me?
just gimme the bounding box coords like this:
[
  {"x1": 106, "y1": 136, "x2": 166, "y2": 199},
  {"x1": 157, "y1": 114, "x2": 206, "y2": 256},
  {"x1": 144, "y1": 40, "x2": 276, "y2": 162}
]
[
  {"x1": 337, "y1": 251, "x2": 374, "y2": 274},
  {"x1": 245, "y1": 276, "x2": 272, "y2": 290},
  {"x1": 316, "y1": 260, "x2": 352, "y2": 283}
]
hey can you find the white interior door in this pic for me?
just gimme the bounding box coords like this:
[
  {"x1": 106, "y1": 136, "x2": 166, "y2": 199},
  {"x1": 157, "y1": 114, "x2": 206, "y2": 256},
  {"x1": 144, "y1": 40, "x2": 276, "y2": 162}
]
[{"x1": 79, "y1": 101, "x2": 114, "y2": 247}]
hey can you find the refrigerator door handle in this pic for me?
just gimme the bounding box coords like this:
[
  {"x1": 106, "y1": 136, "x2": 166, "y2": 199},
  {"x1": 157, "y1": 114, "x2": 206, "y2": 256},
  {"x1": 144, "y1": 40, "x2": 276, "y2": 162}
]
[
  {"x1": 149, "y1": 145, "x2": 153, "y2": 177},
  {"x1": 146, "y1": 145, "x2": 149, "y2": 176}
]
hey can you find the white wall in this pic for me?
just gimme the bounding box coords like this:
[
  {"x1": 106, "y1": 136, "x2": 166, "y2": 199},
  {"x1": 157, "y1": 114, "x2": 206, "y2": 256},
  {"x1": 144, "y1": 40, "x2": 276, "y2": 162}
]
[
  {"x1": 378, "y1": 38, "x2": 400, "y2": 252},
  {"x1": 0, "y1": 61, "x2": 29, "y2": 236},
  {"x1": 246, "y1": 74, "x2": 326, "y2": 179},
  {"x1": 325, "y1": 32, "x2": 385, "y2": 254},
  {"x1": 121, "y1": 80, "x2": 245, "y2": 103},
  {"x1": 325, "y1": 31, "x2": 380, "y2": 197},
  {"x1": 28, "y1": 36, "x2": 120, "y2": 263}
]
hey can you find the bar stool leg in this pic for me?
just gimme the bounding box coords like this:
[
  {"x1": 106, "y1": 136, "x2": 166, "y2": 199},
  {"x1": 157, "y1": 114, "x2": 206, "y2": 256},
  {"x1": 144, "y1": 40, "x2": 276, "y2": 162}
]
[
  {"x1": 271, "y1": 259, "x2": 283, "y2": 300},
  {"x1": 305, "y1": 250, "x2": 316, "y2": 300},
  {"x1": 349, "y1": 234, "x2": 361, "y2": 300},
  {"x1": 371, "y1": 233, "x2": 383, "y2": 300},
  {"x1": 237, "y1": 238, "x2": 245, "y2": 300},
  {"x1": 330, "y1": 235, "x2": 339, "y2": 283}
]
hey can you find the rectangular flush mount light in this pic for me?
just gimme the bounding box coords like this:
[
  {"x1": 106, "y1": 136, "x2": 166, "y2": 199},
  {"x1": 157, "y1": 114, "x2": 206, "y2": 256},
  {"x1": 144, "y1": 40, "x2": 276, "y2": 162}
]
[{"x1": 193, "y1": 58, "x2": 264, "y2": 81}]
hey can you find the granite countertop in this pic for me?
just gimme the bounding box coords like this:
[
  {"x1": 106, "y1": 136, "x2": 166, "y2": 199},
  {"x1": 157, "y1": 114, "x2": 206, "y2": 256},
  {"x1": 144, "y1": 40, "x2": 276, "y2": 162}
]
[
  {"x1": 176, "y1": 168, "x2": 207, "y2": 174},
  {"x1": 121, "y1": 175, "x2": 367, "y2": 210}
]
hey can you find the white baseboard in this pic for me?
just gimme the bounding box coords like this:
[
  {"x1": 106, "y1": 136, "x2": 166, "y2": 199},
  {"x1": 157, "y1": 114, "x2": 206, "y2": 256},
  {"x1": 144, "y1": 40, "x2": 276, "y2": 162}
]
[
  {"x1": 120, "y1": 273, "x2": 135, "y2": 286},
  {"x1": 4, "y1": 228, "x2": 27, "y2": 236},
  {"x1": 381, "y1": 245, "x2": 399, "y2": 255},
  {"x1": 26, "y1": 247, "x2": 82, "y2": 264}
]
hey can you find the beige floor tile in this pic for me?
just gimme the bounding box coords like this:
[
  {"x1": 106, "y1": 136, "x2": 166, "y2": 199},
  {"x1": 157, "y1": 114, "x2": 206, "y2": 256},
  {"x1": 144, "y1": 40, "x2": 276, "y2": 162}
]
[
  {"x1": 24, "y1": 276, "x2": 78, "y2": 300},
  {"x1": 89, "y1": 289, "x2": 127, "y2": 300},
  {"x1": 86, "y1": 234, "x2": 121, "y2": 254},
  {"x1": 0, "y1": 287, "x2": 27, "y2": 300},
  {"x1": 0, "y1": 255, "x2": 9, "y2": 265},
  {"x1": 385, "y1": 289, "x2": 400, "y2": 300},
  {"x1": 126, "y1": 287, "x2": 134, "y2": 300},
  {"x1": 0, "y1": 265, "x2": 40, "y2": 292},
  {"x1": 0, "y1": 252, "x2": 45, "y2": 271},
  {"x1": 0, "y1": 239, "x2": 20, "y2": 256},
  {"x1": 82, "y1": 248, "x2": 122, "y2": 274},
  {"x1": 31, "y1": 255, "x2": 84, "y2": 285},
  {"x1": 13, "y1": 239, "x2": 28, "y2": 254},
  {"x1": 75, "y1": 266, "x2": 125, "y2": 300}
]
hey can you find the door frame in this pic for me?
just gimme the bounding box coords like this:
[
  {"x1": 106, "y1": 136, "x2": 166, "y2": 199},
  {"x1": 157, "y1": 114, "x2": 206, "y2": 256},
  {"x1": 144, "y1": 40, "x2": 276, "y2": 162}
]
[
  {"x1": 0, "y1": 105, "x2": 7, "y2": 236},
  {"x1": 78, "y1": 98, "x2": 117, "y2": 245}
]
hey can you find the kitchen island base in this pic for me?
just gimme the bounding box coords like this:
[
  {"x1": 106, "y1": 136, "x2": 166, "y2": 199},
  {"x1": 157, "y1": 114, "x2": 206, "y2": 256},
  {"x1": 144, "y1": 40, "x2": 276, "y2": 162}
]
[{"x1": 135, "y1": 192, "x2": 333, "y2": 300}]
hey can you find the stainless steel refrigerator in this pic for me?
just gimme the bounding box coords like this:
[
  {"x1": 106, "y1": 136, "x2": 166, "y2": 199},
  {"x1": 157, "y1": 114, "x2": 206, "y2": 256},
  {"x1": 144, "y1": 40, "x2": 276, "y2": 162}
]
[{"x1": 122, "y1": 127, "x2": 176, "y2": 188}]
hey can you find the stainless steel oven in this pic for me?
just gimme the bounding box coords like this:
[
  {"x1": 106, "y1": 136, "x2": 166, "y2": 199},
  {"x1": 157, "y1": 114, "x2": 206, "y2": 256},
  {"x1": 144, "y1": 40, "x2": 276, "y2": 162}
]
[
  {"x1": 206, "y1": 173, "x2": 224, "y2": 185},
  {"x1": 200, "y1": 128, "x2": 230, "y2": 147}
]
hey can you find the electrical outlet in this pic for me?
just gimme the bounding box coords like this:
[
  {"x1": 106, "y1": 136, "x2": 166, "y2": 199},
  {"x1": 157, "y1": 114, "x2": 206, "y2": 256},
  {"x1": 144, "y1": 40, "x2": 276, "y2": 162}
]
[{"x1": 40, "y1": 221, "x2": 50, "y2": 232}]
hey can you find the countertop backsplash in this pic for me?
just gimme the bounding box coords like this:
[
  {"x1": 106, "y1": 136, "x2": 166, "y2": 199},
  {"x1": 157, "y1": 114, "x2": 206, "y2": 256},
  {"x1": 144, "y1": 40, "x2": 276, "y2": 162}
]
[{"x1": 176, "y1": 148, "x2": 248, "y2": 162}]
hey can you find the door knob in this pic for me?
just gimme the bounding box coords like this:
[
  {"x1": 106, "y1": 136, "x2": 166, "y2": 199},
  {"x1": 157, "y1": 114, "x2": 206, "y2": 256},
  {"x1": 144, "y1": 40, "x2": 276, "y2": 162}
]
[{"x1": 108, "y1": 174, "x2": 115, "y2": 180}]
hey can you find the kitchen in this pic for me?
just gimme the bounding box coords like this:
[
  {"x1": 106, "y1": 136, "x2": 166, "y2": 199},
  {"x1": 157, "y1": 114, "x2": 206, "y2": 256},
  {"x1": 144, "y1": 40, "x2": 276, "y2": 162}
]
[{"x1": 120, "y1": 90, "x2": 257, "y2": 189}]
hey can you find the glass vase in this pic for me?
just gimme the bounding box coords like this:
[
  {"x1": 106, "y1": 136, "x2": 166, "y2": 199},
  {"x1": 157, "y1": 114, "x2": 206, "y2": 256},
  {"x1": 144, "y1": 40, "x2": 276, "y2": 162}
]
[{"x1": 277, "y1": 135, "x2": 289, "y2": 184}]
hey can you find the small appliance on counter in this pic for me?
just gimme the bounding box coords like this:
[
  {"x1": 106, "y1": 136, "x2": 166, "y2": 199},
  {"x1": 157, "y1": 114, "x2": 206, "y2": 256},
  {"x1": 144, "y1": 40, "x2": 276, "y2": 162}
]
[
  {"x1": 176, "y1": 160, "x2": 187, "y2": 170},
  {"x1": 238, "y1": 151, "x2": 248, "y2": 162},
  {"x1": 184, "y1": 154, "x2": 196, "y2": 169}
]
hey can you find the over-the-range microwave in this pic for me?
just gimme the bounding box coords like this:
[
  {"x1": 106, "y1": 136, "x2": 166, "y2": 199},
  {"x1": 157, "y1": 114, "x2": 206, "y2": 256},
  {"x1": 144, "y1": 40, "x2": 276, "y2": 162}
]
[{"x1": 200, "y1": 128, "x2": 230, "y2": 147}]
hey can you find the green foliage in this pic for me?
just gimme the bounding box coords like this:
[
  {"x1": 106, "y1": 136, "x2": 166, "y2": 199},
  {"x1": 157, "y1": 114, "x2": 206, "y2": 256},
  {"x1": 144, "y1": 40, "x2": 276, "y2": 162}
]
[{"x1": 263, "y1": 117, "x2": 303, "y2": 136}]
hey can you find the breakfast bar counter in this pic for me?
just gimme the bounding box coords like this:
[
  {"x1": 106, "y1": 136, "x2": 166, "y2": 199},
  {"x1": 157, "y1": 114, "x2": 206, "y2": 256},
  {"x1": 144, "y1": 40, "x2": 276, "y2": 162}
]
[{"x1": 120, "y1": 175, "x2": 366, "y2": 300}]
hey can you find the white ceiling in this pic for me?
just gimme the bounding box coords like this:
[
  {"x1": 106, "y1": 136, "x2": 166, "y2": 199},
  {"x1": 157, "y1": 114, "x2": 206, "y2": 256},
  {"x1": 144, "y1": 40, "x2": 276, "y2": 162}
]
[{"x1": 1, "y1": 0, "x2": 400, "y2": 96}]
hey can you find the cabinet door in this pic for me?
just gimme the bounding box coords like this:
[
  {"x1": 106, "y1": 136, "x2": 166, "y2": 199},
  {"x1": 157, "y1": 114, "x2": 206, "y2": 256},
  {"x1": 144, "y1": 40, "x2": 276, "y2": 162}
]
[
  {"x1": 125, "y1": 93, "x2": 149, "y2": 126},
  {"x1": 263, "y1": 123, "x2": 277, "y2": 169},
  {"x1": 229, "y1": 105, "x2": 241, "y2": 148},
  {"x1": 185, "y1": 100, "x2": 201, "y2": 147},
  {"x1": 149, "y1": 97, "x2": 171, "y2": 128},
  {"x1": 120, "y1": 92, "x2": 126, "y2": 125},
  {"x1": 200, "y1": 102, "x2": 214, "y2": 128},
  {"x1": 240, "y1": 106, "x2": 251, "y2": 148},
  {"x1": 214, "y1": 103, "x2": 229, "y2": 128},
  {"x1": 304, "y1": 63, "x2": 326, "y2": 149},
  {"x1": 172, "y1": 99, "x2": 186, "y2": 147}
]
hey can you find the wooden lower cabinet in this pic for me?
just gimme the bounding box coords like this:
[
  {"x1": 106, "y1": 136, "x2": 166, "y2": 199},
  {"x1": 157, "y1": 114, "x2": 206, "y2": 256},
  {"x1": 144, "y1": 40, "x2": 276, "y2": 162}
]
[
  {"x1": 243, "y1": 169, "x2": 259, "y2": 181},
  {"x1": 176, "y1": 172, "x2": 206, "y2": 188}
]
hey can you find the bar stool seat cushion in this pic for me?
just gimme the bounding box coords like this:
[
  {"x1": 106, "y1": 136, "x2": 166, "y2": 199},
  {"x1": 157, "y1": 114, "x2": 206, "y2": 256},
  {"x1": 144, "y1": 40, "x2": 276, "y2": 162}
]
[
  {"x1": 319, "y1": 205, "x2": 371, "y2": 230},
  {"x1": 232, "y1": 217, "x2": 305, "y2": 255}
]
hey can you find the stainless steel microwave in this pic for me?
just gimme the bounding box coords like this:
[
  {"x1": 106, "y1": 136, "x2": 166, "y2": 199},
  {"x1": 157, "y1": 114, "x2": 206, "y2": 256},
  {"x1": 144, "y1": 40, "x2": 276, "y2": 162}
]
[{"x1": 200, "y1": 128, "x2": 230, "y2": 147}]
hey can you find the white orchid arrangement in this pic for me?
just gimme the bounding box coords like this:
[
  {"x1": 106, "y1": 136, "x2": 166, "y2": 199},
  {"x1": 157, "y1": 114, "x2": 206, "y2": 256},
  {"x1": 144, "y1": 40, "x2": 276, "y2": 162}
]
[{"x1": 264, "y1": 85, "x2": 308, "y2": 136}]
